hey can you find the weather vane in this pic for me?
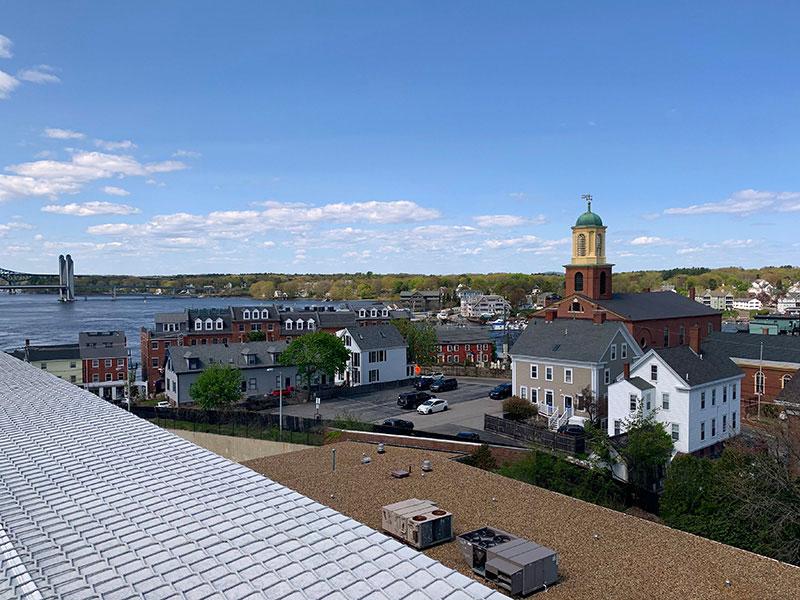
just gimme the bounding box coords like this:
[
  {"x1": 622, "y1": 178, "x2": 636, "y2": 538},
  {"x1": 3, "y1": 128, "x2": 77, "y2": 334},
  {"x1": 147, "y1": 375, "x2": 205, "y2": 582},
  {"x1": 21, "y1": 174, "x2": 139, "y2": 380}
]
[{"x1": 581, "y1": 193, "x2": 592, "y2": 212}]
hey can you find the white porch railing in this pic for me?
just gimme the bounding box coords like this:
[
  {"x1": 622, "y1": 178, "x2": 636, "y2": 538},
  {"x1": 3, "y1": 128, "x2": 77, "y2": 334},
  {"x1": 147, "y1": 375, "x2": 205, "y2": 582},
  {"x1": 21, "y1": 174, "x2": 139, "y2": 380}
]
[
  {"x1": 555, "y1": 406, "x2": 573, "y2": 431},
  {"x1": 538, "y1": 402, "x2": 556, "y2": 416}
]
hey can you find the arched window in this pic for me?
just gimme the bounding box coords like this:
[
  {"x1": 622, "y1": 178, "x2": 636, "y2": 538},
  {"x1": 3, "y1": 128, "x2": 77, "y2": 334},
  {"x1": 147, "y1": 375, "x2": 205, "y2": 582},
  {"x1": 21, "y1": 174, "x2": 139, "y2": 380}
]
[
  {"x1": 570, "y1": 300, "x2": 583, "y2": 313},
  {"x1": 577, "y1": 234, "x2": 587, "y2": 256},
  {"x1": 640, "y1": 337, "x2": 647, "y2": 348},
  {"x1": 574, "y1": 272, "x2": 584, "y2": 292},
  {"x1": 243, "y1": 310, "x2": 250, "y2": 320},
  {"x1": 600, "y1": 271, "x2": 607, "y2": 295},
  {"x1": 755, "y1": 371, "x2": 765, "y2": 394},
  {"x1": 596, "y1": 233, "x2": 603, "y2": 255},
  {"x1": 782, "y1": 374, "x2": 792, "y2": 389},
  {"x1": 204, "y1": 318, "x2": 213, "y2": 331}
]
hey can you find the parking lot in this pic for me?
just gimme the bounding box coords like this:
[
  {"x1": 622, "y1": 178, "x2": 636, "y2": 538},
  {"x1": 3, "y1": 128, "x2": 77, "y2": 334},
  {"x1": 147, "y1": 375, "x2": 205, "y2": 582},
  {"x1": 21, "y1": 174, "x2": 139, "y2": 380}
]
[{"x1": 272, "y1": 377, "x2": 519, "y2": 445}]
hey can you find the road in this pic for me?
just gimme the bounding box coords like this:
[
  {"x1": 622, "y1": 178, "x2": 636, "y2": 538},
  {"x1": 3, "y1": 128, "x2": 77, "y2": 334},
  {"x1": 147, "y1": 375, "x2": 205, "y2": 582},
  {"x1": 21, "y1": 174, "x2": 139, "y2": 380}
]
[{"x1": 272, "y1": 376, "x2": 520, "y2": 445}]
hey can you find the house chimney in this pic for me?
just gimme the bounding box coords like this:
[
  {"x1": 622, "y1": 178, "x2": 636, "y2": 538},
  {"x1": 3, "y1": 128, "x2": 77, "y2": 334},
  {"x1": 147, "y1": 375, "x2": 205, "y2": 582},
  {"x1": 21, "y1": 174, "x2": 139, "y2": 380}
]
[
  {"x1": 545, "y1": 308, "x2": 557, "y2": 323},
  {"x1": 689, "y1": 286, "x2": 696, "y2": 301},
  {"x1": 623, "y1": 362, "x2": 631, "y2": 380},
  {"x1": 689, "y1": 324, "x2": 701, "y2": 354},
  {"x1": 592, "y1": 310, "x2": 607, "y2": 325},
  {"x1": 24, "y1": 339, "x2": 30, "y2": 362}
]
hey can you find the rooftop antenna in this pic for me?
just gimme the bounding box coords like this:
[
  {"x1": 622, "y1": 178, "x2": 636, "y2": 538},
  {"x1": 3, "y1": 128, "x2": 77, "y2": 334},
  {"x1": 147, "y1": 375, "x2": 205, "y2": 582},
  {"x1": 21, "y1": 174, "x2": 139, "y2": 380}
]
[{"x1": 581, "y1": 193, "x2": 593, "y2": 212}]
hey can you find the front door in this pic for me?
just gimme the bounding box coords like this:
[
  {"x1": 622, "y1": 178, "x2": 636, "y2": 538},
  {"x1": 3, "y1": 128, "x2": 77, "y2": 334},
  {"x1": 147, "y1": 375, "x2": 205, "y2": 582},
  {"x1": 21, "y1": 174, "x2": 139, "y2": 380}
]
[{"x1": 564, "y1": 395, "x2": 573, "y2": 413}]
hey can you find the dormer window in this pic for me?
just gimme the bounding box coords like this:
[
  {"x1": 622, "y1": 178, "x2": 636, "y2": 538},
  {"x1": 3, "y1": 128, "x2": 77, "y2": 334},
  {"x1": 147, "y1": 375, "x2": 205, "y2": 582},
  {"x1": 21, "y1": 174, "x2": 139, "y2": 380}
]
[
  {"x1": 194, "y1": 319, "x2": 202, "y2": 331},
  {"x1": 382, "y1": 309, "x2": 389, "y2": 317},
  {"x1": 370, "y1": 309, "x2": 377, "y2": 317},
  {"x1": 215, "y1": 318, "x2": 223, "y2": 330},
  {"x1": 285, "y1": 319, "x2": 293, "y2": 330},
  {"x1": 261, "y1": 309, "x2": 269, "y2": 319},
  {"x1": 243, "y1": 309, "x2": 251, "y2": 320},
  {"x1": 297, "y1": 320, "x2": 304, "y2": 331},
  {"x1": 204, "y1": 318, "x2": 213, "y2": 331},
  {"x1": 359, "y1": 309, "x2": 366, "y2": 318},
  {"x1": 307, "y1": 319, "x2": 315, "y2": 329}
]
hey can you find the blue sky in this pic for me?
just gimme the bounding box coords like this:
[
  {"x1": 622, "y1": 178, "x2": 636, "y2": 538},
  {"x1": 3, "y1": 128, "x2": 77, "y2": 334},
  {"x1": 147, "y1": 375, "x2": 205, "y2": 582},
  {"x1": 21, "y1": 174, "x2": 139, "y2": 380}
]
[{"x1": 1, "y1": 2, "x2": 799, "y2": 276}]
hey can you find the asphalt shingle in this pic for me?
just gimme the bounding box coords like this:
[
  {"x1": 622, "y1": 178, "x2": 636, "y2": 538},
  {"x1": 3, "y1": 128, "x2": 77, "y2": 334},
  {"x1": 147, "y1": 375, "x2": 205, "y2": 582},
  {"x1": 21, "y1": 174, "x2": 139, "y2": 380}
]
[{"x1": 510, "y1": 318, "x2": 627, "y2": 362}]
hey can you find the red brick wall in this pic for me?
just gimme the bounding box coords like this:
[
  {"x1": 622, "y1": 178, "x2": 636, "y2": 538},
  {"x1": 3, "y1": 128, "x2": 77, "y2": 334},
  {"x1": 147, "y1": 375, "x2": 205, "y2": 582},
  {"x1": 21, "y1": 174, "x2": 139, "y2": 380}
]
[
  {"x1": 565, "y1": 265, "x2": 613, "y2": 300},
  {"x1": 737, "y1": 363, "x2": 796, "y2": 406},
  {"x1": 436, "y1": 342, "x2": 493, "y2": 365},
  {"x1": 83, "y1": 356, "x2": 127, "y2": 385}
]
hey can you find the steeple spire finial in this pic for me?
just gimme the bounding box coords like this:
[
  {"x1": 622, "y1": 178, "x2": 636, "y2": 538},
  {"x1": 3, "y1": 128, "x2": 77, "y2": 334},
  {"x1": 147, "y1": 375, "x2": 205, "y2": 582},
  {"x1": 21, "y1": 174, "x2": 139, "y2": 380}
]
[{"x1": 581, "y1": 193, "x2": 593, "y2": 212}]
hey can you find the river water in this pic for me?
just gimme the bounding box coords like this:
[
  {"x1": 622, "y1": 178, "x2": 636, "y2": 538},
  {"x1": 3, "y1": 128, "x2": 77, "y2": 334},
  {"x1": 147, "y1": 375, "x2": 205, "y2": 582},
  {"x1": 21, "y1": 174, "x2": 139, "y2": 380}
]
[{"x1": 0, "y1": 293, "x2": 519, "y2": 369}]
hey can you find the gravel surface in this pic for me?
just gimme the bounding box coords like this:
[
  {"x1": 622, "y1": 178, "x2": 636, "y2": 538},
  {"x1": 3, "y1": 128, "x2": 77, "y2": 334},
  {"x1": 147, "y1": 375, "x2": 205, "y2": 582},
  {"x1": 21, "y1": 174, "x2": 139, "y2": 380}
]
[{"x1": 245, "y1": 442, "x2": 800, "y2": 600}]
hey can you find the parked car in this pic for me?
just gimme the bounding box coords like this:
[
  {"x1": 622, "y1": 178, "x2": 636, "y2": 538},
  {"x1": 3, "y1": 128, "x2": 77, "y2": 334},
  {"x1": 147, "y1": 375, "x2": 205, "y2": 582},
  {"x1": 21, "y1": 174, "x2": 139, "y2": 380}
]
[
  {"x1": 455, "y1": 431, "x2": 480, "y2": 441},
  {"x1": 414, "y1": 376, "x2": 439, "y2": 390},
  {"x1": 557, "y1": 424, "x2": 585, "y2": 437},
  {"x1": 397, "y1": 391, "x2": 432, "y2": 409},
  {"x1": 430, "y1": 378, "x2": 458, "y2": 393},
  {"x1": 383, "y1": 418, "x2": 415, "y2": 430},
  {"x1": 417, "y1": 398, "x2": 448, "y2": 414},
  {"x1": 489, "y1": 383, "x2": 512, "y2": 400},
  {"x1": 156, "y1": 400, "x2": 170, "y2": 408},
  {"x1": 270, "y1": 386, "x2": 294, "y2": 398}
]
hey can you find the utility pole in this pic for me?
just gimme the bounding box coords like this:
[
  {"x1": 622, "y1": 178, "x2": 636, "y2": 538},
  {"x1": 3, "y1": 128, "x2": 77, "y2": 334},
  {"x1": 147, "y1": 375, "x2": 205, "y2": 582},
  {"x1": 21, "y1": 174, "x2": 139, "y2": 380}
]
[
  {"x1": 278, "y1": 368, "x2": 283, "y2": 440},
  {"x1": 757, "y1": 341, "x2": 764, "y2": 419}
]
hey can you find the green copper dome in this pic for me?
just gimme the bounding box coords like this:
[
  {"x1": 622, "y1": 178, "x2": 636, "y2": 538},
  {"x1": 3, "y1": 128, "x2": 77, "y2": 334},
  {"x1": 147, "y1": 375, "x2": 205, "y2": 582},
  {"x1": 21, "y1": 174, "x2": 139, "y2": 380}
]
[
  {"x1": 575, "y1": 195, "x2": 603, "y2": 226},
  {"x1": 575, "y1": 210, "x2": 603, "y2": 227}
]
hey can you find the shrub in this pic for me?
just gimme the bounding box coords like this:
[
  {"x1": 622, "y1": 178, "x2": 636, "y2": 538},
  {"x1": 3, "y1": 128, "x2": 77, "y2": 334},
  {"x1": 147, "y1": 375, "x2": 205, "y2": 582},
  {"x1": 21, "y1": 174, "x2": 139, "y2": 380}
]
[
  {"x1": 463, "y1": 444, "x2": 498, "y2": 470},
  {"x1": 502, "y1": 396, "x2": 538, "y2": 422}
]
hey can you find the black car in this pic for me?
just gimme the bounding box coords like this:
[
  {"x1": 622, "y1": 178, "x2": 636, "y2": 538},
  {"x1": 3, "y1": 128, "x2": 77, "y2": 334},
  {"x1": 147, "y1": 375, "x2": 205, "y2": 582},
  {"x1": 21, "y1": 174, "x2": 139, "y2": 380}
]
[
  {"x1": 430, "y1": 378, "x2": 458, "y2": 393},
  {"x1": 557, "y1": 424, "x2": 585, "y2": 437},
  {"x1": 489, "y1": 383, "x2": 513, "y2": 400},
  {"x1": 383, "y1": 418, "x2": 414, "y2": 430},
  {"x1": 397, "y1": 391, "x2": 432, "y2": 409},
  {"x1": 455, "y1": 431, "x2": 480, "y2": 441},
  {"x1": 413, "y1": 377, "x2": 438, "y2": 390}
]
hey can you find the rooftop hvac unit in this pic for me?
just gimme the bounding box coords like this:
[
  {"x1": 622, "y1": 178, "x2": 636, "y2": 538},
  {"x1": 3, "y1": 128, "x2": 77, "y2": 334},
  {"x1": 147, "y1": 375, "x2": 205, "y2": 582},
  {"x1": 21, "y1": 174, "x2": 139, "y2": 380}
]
[
  {"x1": 381, "y1": 499, "x2": 453, "y2": 550},
  {"x1": 457, "y1": 526, "x2": 558, "y2": 596}
]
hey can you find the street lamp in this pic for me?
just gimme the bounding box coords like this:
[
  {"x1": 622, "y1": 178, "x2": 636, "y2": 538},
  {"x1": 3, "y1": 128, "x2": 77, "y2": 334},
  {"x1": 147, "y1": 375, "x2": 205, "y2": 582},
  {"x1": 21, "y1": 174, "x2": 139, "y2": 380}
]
[{"x1": 278, "y1": 368, "x2": 283, "y2": 439}]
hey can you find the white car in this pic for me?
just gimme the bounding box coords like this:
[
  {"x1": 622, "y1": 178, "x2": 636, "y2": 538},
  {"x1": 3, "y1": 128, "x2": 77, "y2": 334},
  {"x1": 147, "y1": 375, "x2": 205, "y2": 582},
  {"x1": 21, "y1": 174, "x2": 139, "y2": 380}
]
[
  {"x1": 417, "y1": 398, "x2": 448, "y2": 415},
  {"x1": 156, "y1": 401, "x2": 170, "y2": 408}
]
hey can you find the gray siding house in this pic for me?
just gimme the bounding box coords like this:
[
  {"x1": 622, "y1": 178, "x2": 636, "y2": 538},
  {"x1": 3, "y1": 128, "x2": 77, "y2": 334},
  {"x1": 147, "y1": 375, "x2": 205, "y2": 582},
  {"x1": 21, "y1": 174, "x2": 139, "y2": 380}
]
[{"x1": 164, "y1": 341, "x2": 296, "y2": 405}]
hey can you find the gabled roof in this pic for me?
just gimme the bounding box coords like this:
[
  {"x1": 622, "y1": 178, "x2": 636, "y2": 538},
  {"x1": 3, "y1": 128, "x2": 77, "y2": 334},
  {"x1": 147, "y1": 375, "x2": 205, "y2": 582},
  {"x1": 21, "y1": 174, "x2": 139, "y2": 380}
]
[
  {"x1": 0, "y1": 353, "x2": 501, "y2": 600},
  {"x1": 510, "y1": 318, "x2": 631, "y2": 363},
  {"x1": 703, "y1": 331, "x2": 800, "y2": 365},
  {"x1": 597, "y1": 291, "x2": 721, "y2": 321},
  {"x1": 652, "y1": 345, "x2": 743, "y2": 386},
  {"x1": 154, "y1": 310, "x2": 188, "y2": 324},
  {"x1": 342, "y1": 324, "x2": 406, "y2": 351},
  {"x1": 230, "y1": 305, "x2": 279, "y2": 320},
  {"x1": 317, "y1": 311, "x2": 358, "y2": 329},
  {"x1": 435, "y1": 326, "x2": 493, "y2": 344},
  {"x1": 167, "y1": 341, "x2": 288, "y2": 374}
]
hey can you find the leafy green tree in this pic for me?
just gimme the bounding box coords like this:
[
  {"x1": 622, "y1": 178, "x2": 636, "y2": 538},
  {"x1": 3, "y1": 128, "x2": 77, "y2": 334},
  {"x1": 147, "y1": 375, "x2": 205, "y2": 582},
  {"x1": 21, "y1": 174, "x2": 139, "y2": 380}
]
[
  {"x1": 250, "y1": 280, "x2": 275, "y2": 299},
  {"x1": 279, "y1": 332, "x2": 350, "y2": 402},
  {"x1": 391, "y1": 319, "x2": 437, "y2": 366},
  {"x1": 464, "y1": 444, "x2": 498, "y2": 470},
  {"x1": 189, "y1": 364, "x2": 242, "y2": 410},
  {"x1": 247, "y1": 330, "x2": 267, "y2": 342}
]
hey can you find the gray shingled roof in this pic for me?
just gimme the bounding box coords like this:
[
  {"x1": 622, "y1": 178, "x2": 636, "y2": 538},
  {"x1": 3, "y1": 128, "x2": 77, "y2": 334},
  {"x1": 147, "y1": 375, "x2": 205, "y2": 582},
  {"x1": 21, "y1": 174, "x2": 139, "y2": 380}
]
[
  {"x1": 0, "y1": 352, "x2": 506, "y2": 600},
  {"x1": 435, "y1": 327, "x2": 492, "y2": 344},
  {"x1": 343, "y1": 324, "x2": 406, "y2": 351},
  {"x1": 154, "y1": 311, "x2": 188, "y2": 324},
  {"x1": 230, "y1": 305, "x2": 279, "y2": 320},
  {"x1": 703, "y1": 331, "x2": 800, "y2": 365},
  {"x1": 653, "y1": 345, "x2": 743, "y2": 386},
  {"x1": 7, "y1": 343, "x2": 80, "y2": 362},
  {"x1": 628, "y1": 376, "x2": 654, "y2": 391},
  {"x1": 317, "y1": 311, "x2": 358, "y2": 329},
  {"x1": 510, "y1": 318, "x2": 628, "y2": 362},
  {"x1": 167, "y1": 341, "x2": 288, "y2": 374},
  {"x1": 78, "y1": 332, "x2": 127, "y2": 360},
  {"x1": 597, "y1": 292, "x2": 721, "y2": 321}
]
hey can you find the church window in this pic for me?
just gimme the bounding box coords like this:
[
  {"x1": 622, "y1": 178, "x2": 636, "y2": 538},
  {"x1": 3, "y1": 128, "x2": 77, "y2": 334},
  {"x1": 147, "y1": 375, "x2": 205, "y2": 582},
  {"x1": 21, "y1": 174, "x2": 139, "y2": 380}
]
[
  {"x1": 599, "y1": 271, "x2": 607, "y2": 295},
  {"x1": 577, "y1": 234, "x2": 587, "y2": 256},
  {"x1": 596, "y1": 233, "x2": 603, "y2": 255},
  {"x1": 574, "y1": 272, "x2": 584, "y2": 292}
]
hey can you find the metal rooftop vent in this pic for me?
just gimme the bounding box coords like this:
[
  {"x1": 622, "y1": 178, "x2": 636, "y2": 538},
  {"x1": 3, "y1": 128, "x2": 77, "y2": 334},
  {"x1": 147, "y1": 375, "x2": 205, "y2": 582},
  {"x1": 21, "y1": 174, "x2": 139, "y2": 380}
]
[
  {"x1": 458, "y1": 526, "x2": 558, "y2": 596},
  {"x1": 382, "y1": 499, "x2": 453, "y2": 550}
]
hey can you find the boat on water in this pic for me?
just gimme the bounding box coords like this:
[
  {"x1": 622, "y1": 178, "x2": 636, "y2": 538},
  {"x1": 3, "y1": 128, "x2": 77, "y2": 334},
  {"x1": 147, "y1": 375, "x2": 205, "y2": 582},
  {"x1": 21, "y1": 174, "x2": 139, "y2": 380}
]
[{"x1": 437, "y1": 310, "x2": 450, "y2": 322}]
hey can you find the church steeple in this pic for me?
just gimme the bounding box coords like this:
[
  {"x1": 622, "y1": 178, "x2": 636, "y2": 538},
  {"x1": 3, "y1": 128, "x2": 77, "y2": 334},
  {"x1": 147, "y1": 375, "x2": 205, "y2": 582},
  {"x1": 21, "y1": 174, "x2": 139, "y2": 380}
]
[{"x1": 565, "y1": 195, "x2": 613, "y2": 300}]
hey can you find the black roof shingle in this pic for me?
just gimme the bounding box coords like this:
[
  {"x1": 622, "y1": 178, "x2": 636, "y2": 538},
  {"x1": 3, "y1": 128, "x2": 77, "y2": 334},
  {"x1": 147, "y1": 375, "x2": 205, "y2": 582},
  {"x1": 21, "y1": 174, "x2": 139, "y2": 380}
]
[
  {"x1": 510, "y1": 318, "x2": 631, "y2": 362},
  {"x1": 342, "y1": 324, "x2": 406, "y2": 351},
  {"x1": 703, "y1": 331, "x2": 800, "y2": 365},
  {"x1": 653, "y1": 345, "x2": 742, "y2": 386},
  {"x1": 598, "y1": 291, "x2": 721, "y2": 321}
]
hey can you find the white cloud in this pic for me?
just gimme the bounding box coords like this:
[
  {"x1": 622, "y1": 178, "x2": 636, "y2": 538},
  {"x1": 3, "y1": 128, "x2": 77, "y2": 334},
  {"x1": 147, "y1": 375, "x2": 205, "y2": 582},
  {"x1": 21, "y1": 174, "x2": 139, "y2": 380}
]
[
  {"x1": 17, "y1": 65, "x2": 60, "y2": 84},
  {"x1": 0, "y1": 151, "x2": 186, "y2": 201},
  {"x1": 257, "y1": 199, "x2": 440, "y2": 224},
  {"x1": 95, "y1": 139, "x2": 137, "y2": 151},
  {"x1": 0, "y1": 70, "x2": 19, "y2": 99},
  {"x1": 629, "y1": 236, "x2": 678, "y2": 246},
  {"x1": 676, "y1": 247, "x2": 702, "y2": 255},
  {"x1": 486, "y1": 235, "x2": 542, "y2": 249},
  {"x1": 42, "y1": 201, "x2": 141, "y2": 217},
  {"x1": 102, "y1": 185, "x2": 130, "y2": 196},
  {"x1": 260, "y1": 241, "x2": 276, "y2": 248},
  {"x1": 0, "y1": 34, "x2": 12, "y2": 59},
  {"x1": 474, "y1": 214, "x2": 546, "y2": 228},
  {"x1": 664, "y1": 189, "x2": 800, "y2": 216},
  {"x1": 0, "y1": 220, "x2": 32, "y2": 237},
  {"x1": 43, "y1": 128, "x2": 85, "y2": 140},
  {"x1": 173, "y1": 149, "x2": 201, "y2": 158}
]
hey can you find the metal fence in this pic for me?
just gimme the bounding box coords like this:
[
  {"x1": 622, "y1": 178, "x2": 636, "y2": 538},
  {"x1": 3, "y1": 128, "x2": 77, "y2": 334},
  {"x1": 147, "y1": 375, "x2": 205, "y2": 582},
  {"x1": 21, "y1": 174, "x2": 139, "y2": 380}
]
[
  {"x1": 436, "y1": 365, "x2": 511, "y2": 379},
  {"x1": 132, "y1": 405, "x2": 324, "y2": 445},
  {"x1": 484, "y1": 414, "x2": 585, "y2": 454}
]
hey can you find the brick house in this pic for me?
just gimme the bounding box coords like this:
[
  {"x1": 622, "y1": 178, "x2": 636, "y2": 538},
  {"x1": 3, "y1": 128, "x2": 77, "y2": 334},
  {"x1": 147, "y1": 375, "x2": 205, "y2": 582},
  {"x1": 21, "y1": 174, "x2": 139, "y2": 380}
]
[
  {"x1": 79, "y1": 331, "x2": 128, "y2": 400},
  {"x1": 435, "y1": 327, "x2": 494, "y2": 366},
  {"x1": 703, "y1": 332, "x2": 800, "y2": 413},
  {"x1": 532, "y1": 198, "x2": 722, "y2": 350}
]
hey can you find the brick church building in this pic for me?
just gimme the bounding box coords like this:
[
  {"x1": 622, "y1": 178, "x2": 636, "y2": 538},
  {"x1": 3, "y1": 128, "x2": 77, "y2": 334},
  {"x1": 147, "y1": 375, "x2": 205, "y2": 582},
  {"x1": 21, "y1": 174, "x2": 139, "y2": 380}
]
[{"x1": 533, "y1": 198, "x2": 722, "y2": 349}]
